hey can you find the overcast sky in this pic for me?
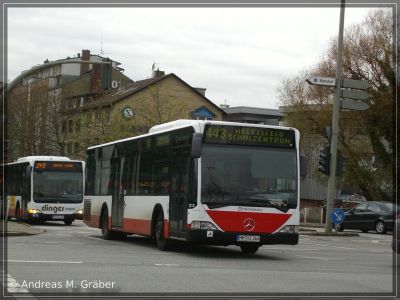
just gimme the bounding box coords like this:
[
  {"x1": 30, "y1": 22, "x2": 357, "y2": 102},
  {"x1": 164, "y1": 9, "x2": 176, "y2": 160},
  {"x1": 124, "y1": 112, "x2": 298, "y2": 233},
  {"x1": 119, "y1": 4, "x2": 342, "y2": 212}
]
[{"x1": 7, "y1": 6, "x2": 379, "y2": 109}]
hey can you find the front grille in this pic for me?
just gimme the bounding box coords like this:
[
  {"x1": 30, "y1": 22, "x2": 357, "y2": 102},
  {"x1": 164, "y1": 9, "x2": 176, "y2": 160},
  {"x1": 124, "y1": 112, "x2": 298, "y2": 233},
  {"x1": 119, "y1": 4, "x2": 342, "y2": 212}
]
[{"x1": 83, "y1": 199, "x2": 91, "y2": 221}]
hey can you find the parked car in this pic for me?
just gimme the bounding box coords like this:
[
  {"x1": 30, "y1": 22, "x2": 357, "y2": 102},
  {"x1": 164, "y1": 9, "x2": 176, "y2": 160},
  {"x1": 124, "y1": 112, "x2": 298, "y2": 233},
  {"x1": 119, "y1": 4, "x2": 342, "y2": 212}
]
[
  {"x1": 392, "y1": 212, "x2": 399, "y2": 253},
  {"x1": 334, "y1": 201, "x2": 397, "y2": 234}
]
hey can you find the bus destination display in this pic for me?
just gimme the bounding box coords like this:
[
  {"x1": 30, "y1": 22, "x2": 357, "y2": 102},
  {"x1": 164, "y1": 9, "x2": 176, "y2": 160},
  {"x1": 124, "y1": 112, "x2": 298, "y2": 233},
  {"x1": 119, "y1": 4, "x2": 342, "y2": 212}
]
[
  {"x1": 204, "y1": 125, "x2": 295, "y2": 148},
  {"x1": 34, "y1": 161, "x2": 82, "y2": 171}
]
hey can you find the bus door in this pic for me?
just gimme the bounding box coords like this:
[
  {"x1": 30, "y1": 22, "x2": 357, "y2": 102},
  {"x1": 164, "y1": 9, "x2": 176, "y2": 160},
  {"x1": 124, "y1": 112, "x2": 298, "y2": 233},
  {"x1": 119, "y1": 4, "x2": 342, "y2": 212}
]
[
  {"x1": 110, "y1": 157, "x2": 125, "y2": 228},
  {"x1": 170, "y1": 148, "x2": 190, "y2": 238}
]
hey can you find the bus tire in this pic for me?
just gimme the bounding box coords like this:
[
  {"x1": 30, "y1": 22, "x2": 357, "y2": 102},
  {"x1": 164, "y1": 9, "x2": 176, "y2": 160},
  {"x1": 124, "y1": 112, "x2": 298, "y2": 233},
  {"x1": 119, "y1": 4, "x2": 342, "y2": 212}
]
[
  {"x1": 240, "y1": 244, "x2": 260, "y2": 254},
  {"x1": 64, "y1": 219, "x2": 73, "y2": 226},
  {"x1": 154, "y1": 212, "x2": 169, "y2": 251},
  {"x1": 101, "y1": 208, "x2": 115, "y2": 240},
  {"x1": 15, "y1": 204, "x2": 21, "y2": 222}
]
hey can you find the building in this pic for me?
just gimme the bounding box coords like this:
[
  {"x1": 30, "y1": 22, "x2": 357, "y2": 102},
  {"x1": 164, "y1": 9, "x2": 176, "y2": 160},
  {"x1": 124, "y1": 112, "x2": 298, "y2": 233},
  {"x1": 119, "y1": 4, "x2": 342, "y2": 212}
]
[
  {"x1": 221, "y1": 105, "x2": 283, "y2": 125},
  {"x1": 6, "y1": 49, "x2": 132, "y2": 162},
  {"x1": 64, "y1": 71, "x2": 225, "y2": 159}
]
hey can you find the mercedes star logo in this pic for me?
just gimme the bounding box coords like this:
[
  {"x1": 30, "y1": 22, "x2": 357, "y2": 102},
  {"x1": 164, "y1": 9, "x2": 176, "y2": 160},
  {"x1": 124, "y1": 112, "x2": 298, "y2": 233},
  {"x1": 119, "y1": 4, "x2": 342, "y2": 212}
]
[{"x1": 243, "y1": 218, "x2": 255, "y2": 231}]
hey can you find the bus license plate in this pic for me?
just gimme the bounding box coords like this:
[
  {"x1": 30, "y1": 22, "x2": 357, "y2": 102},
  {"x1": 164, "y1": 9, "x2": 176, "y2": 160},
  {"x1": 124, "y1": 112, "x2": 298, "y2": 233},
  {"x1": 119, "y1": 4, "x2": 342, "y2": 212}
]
[
  {"x1": 52, "y1": 215, "x2": 64, "y2": 220},
  {"x1": 237, "y1": 235, "x2": 260, "y2": 242}
]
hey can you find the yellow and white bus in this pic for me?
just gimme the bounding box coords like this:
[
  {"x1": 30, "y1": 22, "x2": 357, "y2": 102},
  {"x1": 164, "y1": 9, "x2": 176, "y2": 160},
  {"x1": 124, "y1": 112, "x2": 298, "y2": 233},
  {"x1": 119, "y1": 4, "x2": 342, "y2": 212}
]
[{"x1": 1, "y1": 156, "x2": 84, "y2": 225}]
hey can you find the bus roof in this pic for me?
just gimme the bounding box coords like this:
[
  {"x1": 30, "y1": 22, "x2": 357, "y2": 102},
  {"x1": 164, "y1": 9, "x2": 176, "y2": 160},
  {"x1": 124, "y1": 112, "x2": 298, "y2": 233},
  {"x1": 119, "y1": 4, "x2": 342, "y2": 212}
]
[
  {"x1": 17, "y1": 156, "x2": 71, "y2": 163},
  {"x1": 87, "y1": 119, "x2": 299, "y2": 151},
  {"x1": 3, "y1": 156, "x2": 84, "y2": 167}
]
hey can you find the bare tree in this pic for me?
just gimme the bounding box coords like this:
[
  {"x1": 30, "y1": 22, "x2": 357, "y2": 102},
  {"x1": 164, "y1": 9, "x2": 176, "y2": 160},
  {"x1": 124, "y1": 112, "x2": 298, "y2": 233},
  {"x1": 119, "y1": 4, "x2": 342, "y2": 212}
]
[{"x1": 277, "y1": 9, "x2": 394, "y2": 200}]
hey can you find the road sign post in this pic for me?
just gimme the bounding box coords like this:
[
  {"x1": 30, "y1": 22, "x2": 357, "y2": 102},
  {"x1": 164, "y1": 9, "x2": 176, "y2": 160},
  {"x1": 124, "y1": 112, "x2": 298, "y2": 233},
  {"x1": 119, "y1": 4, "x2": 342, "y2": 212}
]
[{"x1": 331, "y1": 208, "x2": 345, "y2": 225}]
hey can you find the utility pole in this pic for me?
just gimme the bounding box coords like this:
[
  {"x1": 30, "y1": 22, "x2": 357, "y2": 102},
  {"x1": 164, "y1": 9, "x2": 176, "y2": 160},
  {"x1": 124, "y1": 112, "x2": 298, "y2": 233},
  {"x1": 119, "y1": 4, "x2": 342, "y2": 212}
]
[{"x1": 325, "y1": 0, "x2": 345, "y2": 234}]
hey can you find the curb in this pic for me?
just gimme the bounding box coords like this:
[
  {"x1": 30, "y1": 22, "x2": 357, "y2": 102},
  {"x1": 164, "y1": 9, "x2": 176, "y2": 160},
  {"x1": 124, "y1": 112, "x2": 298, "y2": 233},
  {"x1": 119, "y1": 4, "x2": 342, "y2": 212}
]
[
  {"x1": 1, "y1": 221, "x2": 45, "y2": 236},
  {"x1": 300, "y1": 231, "x2": 359, "y2": 237}
]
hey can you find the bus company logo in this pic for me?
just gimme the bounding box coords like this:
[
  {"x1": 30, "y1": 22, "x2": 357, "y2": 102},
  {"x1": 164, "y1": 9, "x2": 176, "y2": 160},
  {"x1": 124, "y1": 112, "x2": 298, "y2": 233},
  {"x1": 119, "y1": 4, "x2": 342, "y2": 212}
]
[
  {"x1": 243, "y1": 218, "x2": 255, "y2": 231},
  {"x1": 41, "y1": 205, "x2": 65, "y2": 214}
]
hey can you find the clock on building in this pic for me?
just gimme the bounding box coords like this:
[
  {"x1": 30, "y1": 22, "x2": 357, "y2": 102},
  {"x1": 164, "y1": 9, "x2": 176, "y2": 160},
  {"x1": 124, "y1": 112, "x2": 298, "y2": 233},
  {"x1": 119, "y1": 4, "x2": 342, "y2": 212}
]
[{"x1": 122, "y1": 106, "x2": 134, "y2": 119}]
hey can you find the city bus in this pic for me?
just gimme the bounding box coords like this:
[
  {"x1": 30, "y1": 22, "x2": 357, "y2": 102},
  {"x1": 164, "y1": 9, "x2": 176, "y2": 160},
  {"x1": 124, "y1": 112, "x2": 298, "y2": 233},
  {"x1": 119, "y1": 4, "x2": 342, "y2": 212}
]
[
  {"x1": 1, "y1": 156, "x2": 84, "y2": 225},
  {"x1": 83, "y1": 120, "x2": 304, "y2": 254}
]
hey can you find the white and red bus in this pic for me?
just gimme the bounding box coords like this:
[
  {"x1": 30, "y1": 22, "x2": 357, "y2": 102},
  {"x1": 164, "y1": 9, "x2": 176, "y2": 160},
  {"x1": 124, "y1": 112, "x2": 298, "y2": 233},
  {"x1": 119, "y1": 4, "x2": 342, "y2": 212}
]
[
  {"x1": 1, "y1": 156, "x2": 84, "y2": 225},
  {"x1": 83, "y1": 120, "x2": 304, "y2": 253}
]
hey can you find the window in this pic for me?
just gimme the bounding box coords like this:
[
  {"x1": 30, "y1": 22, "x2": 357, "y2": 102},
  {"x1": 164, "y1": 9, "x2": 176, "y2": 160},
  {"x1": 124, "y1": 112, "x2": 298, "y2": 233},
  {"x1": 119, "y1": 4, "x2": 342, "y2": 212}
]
[
  {"x1": 367, "y1": 203, "x2": 381, "y2": 212},
  {"x1": 100, "y1": 160, "x2": 111, "y2": 195},
  {"x1": 61, "y1": 121, "x2": 67, "y2": 133},
  {"x1": 68, "y1": 120, "x2": 73, "y2": 133},
  {"x1": 355, "y1": 203, "x2": 367, "y2": 212},
  {"x1": 75, "y1": 119, "x2": 81, "y2": 133},
  {"x1": 137, "y1": 152, "x2": 152, "y2": 195},
  {"x1": 95, "y1": 112, "x2": 101, "y2": 125}
]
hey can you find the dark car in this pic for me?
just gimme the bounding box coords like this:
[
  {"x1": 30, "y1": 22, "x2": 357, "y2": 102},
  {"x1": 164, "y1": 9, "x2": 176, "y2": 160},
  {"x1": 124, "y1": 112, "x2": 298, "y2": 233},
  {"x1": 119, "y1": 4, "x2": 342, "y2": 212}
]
[
  {"x1": 334, "y1": 201, "x2": 397, "y2": 234},
  {"x1": 392, "y1": 213, "x2": 399, "y2": 253}
]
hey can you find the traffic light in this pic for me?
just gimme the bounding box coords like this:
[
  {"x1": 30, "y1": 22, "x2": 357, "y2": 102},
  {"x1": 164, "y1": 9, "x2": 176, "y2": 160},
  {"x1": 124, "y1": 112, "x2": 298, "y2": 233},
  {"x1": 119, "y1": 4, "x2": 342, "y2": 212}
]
[
  {"x1": 318, "y1": 145, "x2": 331, "y2": 175},
  {"x1": 336, "y1": 153, "x2": 347, "y2": 177}
]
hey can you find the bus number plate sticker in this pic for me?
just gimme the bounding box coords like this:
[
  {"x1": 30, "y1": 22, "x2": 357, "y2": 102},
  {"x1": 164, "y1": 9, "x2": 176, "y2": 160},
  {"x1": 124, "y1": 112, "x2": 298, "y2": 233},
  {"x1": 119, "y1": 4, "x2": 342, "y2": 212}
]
[
  {"x1": 237, "y1": 235, "x2": 260, "y2": 242},
  {"x1": 52, "y1": 215, "x2": 64, "y2": 220}
]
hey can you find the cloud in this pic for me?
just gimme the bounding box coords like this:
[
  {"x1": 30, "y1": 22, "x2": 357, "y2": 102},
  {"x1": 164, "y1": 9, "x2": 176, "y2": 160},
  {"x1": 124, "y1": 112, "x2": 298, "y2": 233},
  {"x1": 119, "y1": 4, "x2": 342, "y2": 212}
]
[{"x1": 7, "y1": 6, "x2": 374, "y2": 108}]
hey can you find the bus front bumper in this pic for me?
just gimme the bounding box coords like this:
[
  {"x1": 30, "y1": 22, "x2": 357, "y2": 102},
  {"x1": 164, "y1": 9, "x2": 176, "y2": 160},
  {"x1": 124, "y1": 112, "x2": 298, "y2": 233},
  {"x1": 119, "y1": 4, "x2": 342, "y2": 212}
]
[
  {"x1": 25, "y1": 212, "x2": 75, "y2": 222},
  {"x1": 186, "y1": 229, "x2": 299, "y2": 246}
]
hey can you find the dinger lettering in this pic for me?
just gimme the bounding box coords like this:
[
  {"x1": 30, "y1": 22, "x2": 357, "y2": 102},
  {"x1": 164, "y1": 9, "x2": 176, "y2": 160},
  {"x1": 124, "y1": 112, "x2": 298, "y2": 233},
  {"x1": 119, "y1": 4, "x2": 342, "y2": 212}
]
[{"x1": 41, "y1": 205, "x2": 65, "y2": 213}]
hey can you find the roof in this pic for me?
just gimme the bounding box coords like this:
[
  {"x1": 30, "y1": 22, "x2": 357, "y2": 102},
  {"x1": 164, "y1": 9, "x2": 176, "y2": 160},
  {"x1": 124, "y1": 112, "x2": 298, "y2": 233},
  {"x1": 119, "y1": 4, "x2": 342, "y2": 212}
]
[
  {"x1": 82, "y1": 73, "x2": 225, "y2": 114},
  {"x1": 223, "y1": 106, "x2": 282, "y2": 117}
]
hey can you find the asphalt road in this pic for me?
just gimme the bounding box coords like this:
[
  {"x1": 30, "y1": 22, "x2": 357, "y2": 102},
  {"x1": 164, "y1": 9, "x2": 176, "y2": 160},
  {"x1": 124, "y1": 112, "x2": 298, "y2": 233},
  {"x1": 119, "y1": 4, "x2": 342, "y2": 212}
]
[{"x1": 4, "y1": 220, "x2": 398, "y2": 298}]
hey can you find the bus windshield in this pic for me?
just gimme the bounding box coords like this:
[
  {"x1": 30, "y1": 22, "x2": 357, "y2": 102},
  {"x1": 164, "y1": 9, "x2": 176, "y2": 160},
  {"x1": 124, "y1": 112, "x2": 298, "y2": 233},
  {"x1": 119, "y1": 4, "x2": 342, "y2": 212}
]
[
  {"x1": 33, "y1": 170, "x2": 83, "y2": 203},
  {"x1": 201, "y1": 145, "x2": 298, "y2": 211}
]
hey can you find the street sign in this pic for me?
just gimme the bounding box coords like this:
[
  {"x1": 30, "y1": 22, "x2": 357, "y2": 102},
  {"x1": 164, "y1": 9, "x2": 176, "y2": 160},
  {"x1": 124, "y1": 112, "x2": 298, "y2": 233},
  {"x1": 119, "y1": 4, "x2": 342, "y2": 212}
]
[
  {"x1": 341, "y1": 89, "x2": 369, "y2": 101},
  {"x1": 306, "y1": 77, "x2": 336, "y2": 87},
  {"x1": 331, "y1": 208, "x2": 345, "y2": 225},
  {"x1": 342, "y1": 79, "x2": 370, "y2": 90},
  {"x1": 340, "y1": 99, "x2": 369, "y2": 111}
]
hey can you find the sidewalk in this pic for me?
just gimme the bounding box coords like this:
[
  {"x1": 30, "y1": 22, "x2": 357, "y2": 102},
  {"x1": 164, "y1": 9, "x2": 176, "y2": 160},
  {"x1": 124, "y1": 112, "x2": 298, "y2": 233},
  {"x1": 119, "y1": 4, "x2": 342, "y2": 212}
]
[
  {"x1": 300, "y1": 222, "x2": 359, "y2": 236},
  {"x1": 1, "y1": 220, "x2": 45, "y2": 236}
]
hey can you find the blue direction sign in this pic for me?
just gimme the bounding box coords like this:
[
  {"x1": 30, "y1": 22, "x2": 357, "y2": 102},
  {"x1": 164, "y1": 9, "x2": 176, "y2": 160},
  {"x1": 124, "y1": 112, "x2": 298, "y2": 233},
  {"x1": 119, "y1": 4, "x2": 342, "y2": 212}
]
[{"x1": 331, "y1": 208, "x2": 345, "y2": 225}]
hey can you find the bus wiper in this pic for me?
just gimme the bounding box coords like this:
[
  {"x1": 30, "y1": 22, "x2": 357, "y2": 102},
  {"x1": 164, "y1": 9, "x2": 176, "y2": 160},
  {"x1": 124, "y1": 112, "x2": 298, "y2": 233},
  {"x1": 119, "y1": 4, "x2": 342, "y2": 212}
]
[
  {"x1": 202, "y1": 201, "x2": 236, "y2": 209},
  {"x1": 238, "y1": 198, "x2": 289, "y2": 213}
]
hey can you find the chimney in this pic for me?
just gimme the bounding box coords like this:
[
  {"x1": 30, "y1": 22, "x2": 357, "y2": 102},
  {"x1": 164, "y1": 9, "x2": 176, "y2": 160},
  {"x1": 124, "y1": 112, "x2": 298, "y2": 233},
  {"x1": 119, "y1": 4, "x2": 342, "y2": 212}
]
[
  {"x1": 80, "y1": 49, "x2": 90, "y2": 75},
  {"x1": 152, "y1": 68, "x2": 165, "y2": 78},
  {"x1": 194, "y1": 87, "x2": 206, "y2": 96}
]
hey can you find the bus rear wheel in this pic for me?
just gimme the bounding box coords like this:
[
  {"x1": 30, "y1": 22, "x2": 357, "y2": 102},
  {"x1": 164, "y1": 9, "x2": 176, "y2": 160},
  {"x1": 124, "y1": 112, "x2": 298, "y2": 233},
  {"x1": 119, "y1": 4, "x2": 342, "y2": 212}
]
[
  {"x1": 15, "y1": 205, "x2": 21, "y2": 222},
  {"x1": 240, "y1": 244, "x2": 260, "y2": 254},
  {"x1": 101, "y1": 209, "x2": 115, "y2": 240},
  {"x1": 154, "y1": 212, "x2": 169, "y2": 251}
]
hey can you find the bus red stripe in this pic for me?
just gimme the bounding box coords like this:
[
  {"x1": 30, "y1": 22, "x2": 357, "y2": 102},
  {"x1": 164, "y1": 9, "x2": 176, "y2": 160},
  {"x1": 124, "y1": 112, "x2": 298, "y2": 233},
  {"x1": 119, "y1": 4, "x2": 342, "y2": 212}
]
[
  {"x1": 123, "y1": 218, "x2": 152, "y2": 236},
  {"x1": 205, "y1": 210, "x2": 291, "y2": 233}
]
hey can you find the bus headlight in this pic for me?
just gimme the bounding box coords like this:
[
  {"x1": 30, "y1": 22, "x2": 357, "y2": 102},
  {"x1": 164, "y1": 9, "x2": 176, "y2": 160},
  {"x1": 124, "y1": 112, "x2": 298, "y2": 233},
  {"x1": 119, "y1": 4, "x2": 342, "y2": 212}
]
[
  {"x1": 190, "y1": 221, "x2": 217, "y2": 230},
  {"x1": 75, "y1": 208, "x2": 83, "y2": 215},
  {"x1": 278, "y1": 225, "x2": 299, "y2": 234},
  {"x1": 27, "y1": 209, "x2": 40, "y2": 214}
]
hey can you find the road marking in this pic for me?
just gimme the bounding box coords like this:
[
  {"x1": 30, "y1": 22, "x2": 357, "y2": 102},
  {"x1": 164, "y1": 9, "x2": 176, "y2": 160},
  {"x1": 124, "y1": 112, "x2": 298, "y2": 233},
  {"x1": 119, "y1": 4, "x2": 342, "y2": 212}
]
[
  {"x1": 6, "y1": 260, "x2": 82, "y2": 264},
  {"x1": 16, "y1": 241, "x2": 85, "y2": 245},
  {"x1": 155, "y1": 263, "x2": 180, "y2": 267},
  {"x1": 266, "y1": 248, "x2": 319, "y2": 251},
  {"x1": 313, "y1": 243, "x2": 356, "y2": 250},
  {"x1": 294, "y1": 255, "x2": 345, "y2": 261}
]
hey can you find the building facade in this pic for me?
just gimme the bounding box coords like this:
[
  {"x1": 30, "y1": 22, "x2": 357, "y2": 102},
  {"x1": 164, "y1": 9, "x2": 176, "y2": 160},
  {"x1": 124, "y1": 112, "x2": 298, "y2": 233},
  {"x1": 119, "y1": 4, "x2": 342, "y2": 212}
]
[
  {"x1": 7, "y1": 49, "x2": 132, "y2": 162},
  {"x1": 64, "y1": 72, "x2": 225, "y2": 159}
]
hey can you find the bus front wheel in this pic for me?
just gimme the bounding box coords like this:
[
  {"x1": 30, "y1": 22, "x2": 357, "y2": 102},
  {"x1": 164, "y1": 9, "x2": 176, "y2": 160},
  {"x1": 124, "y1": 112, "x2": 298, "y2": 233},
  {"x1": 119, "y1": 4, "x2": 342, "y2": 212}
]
[
  {"x1": 240, "y1": 244, "x2": 259, "y2": 254},
  {"x1": 64, "y1": 219, "x2": 73, "y2": 226}
]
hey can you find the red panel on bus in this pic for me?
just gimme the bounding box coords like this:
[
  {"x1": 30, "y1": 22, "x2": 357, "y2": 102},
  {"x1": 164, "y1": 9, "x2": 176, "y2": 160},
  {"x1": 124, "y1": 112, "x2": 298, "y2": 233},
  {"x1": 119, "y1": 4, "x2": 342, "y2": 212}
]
[{"x1": 205, "y1": 210, "x2": 291, "y2": 234}]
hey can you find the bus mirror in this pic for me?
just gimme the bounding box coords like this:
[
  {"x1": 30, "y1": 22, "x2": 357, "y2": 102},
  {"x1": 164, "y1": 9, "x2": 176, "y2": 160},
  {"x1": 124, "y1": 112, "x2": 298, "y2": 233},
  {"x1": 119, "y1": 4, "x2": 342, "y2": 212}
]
[
  {"x1": 191, "y1": 133, "x2": 203, "y2": 158},
  {"x1": 300, "y1": 154, "x2": 307, "y2": 180}
]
